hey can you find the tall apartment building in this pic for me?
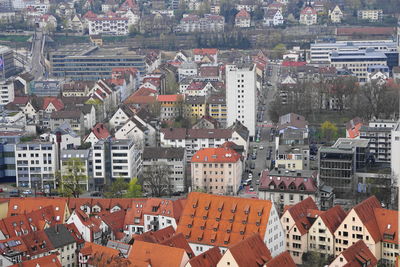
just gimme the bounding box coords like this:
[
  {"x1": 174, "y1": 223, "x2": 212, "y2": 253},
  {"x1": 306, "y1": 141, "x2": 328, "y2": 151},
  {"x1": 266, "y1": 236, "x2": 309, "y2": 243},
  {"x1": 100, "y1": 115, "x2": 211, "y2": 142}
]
[
  {"x1": 0, "y1": 133, "x2": 21, "y2": 182},
  {"x1": 92, "y1": 139, "x2": 142, "y2": 190},
  {"x1": 359, "y1": 119, "x2": 396, "y2": 163},
  {"x1": 0, "y1": 46, "x2": 15, "y2": 79},
  {"x1": 391, "y1": 121, "x2": 400, "y2": 184},
  {"x1": 15, "y1": 141, "x2": 57, "y2": 189},
  {"x1": 49, "y1": 45, "x2": 146, "y2": 80},
  {"x1": 226, "y1": 63, "x2": 257, "y2": 138},
  {"x1": 142, "y1": 147, "x2": 186, "y2": 193},
  {"x1": 207, "y1": 95, "x2": 226, "y2": 127},
  {"x1": 318, "y1": 138, "x2": 369, "y2": 198},
  {"x1": 191, "y1": 147, "x2": 242, "y2": 195},
  {"x1": 60, "y1": 149, "x2": 91, "y2": 191},
  {"x1": 0, "y1": 79, "x2": 14, "y2": 106}
]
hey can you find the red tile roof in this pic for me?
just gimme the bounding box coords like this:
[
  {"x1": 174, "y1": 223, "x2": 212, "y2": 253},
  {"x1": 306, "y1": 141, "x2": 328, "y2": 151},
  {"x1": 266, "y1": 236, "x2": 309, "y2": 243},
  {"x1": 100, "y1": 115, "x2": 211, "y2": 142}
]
[
  {"x1": 265, "y1": 251, "x2": 296, "y2": 267},
  {"x1": 352, "y1": 196, "x2": 381, "y2": 243},
  {"x1": 176, "y1": 192, "x2": 273, "y2": 248},
  {"x1": 281, "y1": 61, "x2": 307, "y2": 67},
  {"x1": 21, "y1": 230, "x2": 54, "y2": 257},
  {"x1": 259, "y1": 169, "x2": 318, "y2": 193},
  {"x1": 285, "y1": 197, "x2": 319, "y2": 235},
  {"x1": 300, "y1": 6, "x2": 317, "y2": 15},
  {"x1": 12, "y1": 96, "x2": 29, "y2": 105},
  {"x1": 157, "y1": 94, "x2": 183, "y2": 102},
  {"x1": 346, "y1": 117, "x2": 363, "y2": 139},
  {"x1": 42, "y1": 97, "x2": 64, "y2": 111},
  {"x1": 129, "y1": 240, "x2": 188, "y2": 267},
  {"x1": 340, "y1": 240, "x2": 377, "y2": 267},
  {"x1": 89, "y1": 123, "x2": 111, "y2": 140},
  {"x1": 193, "y1": 48, "x2": 218, "y2": 56},
  {"x1": 374, "y1": 208, "x2": 398, "y2": 244},
  {"x1": 187, "y1": 246, "x2": 222, "y2": 267},
  {"x1": 7, "y1": 198, "x2": 68, "y2": 223},
  {"x1": 10, "y1": 254, "x2": 61, "y2": 267},
  {"x1": 160, "y1": 233, "x2": 194, "y2": 258},
  {"x1": 319, "y1": 206, "x2": 346, "y2": 235},
  {"x1": 228, "y1": 233, "x2": 272, "y2": 267},
  {"x1": 191, "y1": 147, "x2": 241, "y2": 163},
  {"x1": 236, "y1": 9, "x2": 251, "y2": 19},
  {"x1": 133, "y1": 225, "x2": 175, "y2": 243},
  {"x1": 99, "y1": 210, "x2": 126, "y2": 240}
]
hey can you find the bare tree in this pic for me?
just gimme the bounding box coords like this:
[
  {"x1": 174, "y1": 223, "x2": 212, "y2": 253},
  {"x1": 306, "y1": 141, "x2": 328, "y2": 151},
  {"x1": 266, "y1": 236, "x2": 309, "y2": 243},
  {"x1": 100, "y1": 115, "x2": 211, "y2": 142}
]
[{"x1": 141, "y1": 162, "x2": 172, "y2": 197}]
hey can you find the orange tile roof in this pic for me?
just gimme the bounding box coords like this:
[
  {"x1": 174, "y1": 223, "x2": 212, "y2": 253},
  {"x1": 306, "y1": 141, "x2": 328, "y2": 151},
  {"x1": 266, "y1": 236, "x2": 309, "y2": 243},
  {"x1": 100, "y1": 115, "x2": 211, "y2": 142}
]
[
  {"x1": 319, "y1": 206, "x2": 346, "y2": 235},
  {"x1": 99, "y1": 210, "x2": 126, "y2": 239},
  {"x1": 265, "y1": 251, "x2": 296, "y2": 267},
  {"x1": 374, "y1": 208, "x2": 398, "y2": 244},
  {"x1": 7, "y1": 198, "x2": 68, "y2": 223},
  {"x1": 340, "y1": 240, "x2": 377, "y2": 267},
  {"x1": 176, "y1": 192, "x2": 273, "y2": 248},
  {"x1": 0, "y1": 237, "x2": 28, "y2": 254},
  {"x1": 191, "y1": 147, "x2": 241, "y2": 163},
  {"x1": 193, "y1": 48, "x2": 218, "y2": 56},
  {"x1": 286, "y1": 197, "x2": 318, "y2": 235},
  {"x1": 160, "y1": 233, "x2": 194, "y2": 258},
  {"x1": 10, "y1": 254, "x2": 61, "y2": 267},
  {"x1": 187, "y1": 246, "x2": 222, "y2": 267},
  {"x1": 133, "y1": 225, "x2": 175, "y2": 243},
  {"x1": 346, "y1": 117, "x2": 363, "y2": 139},
  {"x1": 352, "y1": 196, "x2": 381, "y2": 243},
  {"x1": 80, "y1": 241, "x2": 120, "y2": 257},
  {"x1": 89, "y1": 123, "x2": 111, "y2": 140},
  {"x1": 21, "y1": 230, "x2": 54, "y2": 256},
  {"x1": 157, "y1": 94, "x2": 183, "y2": 102},
  {"x1": 42, "y1": 97, "x2": 64, "y2": 111},
  {"x1": 0, "y1": 214, "x2": 32, "y2": 238},
  {"x1": 129, "y1": 240, "x2": 188, "y2": 267},
  {"x1": 228, "y1": 233, "x2": 272, "y2": 267},
  {"x1": 236, "y1": 9, "x2": 251, "y2": 19}
]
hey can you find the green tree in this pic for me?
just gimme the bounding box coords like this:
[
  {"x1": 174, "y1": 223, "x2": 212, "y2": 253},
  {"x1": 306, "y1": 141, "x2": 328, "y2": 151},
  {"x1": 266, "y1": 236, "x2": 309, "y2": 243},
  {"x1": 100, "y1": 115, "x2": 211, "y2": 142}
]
[
  {"x1": 320, "y1": 121, "x2": 338, "y2": 142},
  {"x1": 271, "y1": 43, "x2": 286, "y2": 59},
  {"x1": 141, "y1": 163, "x2": 172, "y2": 197},
  {"x1": 302, "y1": 251, "x2": 331, "y2": 267},
  {"x1": 58, "y1": 158, "x2": 88, "y2": 198},
  {"x1": 125, "y1": 178, "x2": 143, "y2": 198},
  {"x1": 104, "y1": 178, "x2": 129, "y2": 198}
]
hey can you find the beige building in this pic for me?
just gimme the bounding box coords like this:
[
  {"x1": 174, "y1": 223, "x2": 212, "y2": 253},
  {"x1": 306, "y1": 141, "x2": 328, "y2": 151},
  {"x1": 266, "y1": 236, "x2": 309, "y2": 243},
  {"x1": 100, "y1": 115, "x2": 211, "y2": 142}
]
[
  {"x1": 330, "y1": 5, "x2": 343, "y2": 23},
  {"x1": 191, "y1": 147, "x2": 242, "y2": 195},
  {"x1": 281, "y1": 197, "x2": 319, "y2": 265},
  {"x1": 334, "y1": 196, "x2": 382, "y2": 258},
  {"x1": 357, "y1": 9, "x2": 383, "y2": 22},
  {"x1": 308, "y1": 206, "x2": 346, "y2": 256},
  {"x1": 330, "y1": 240, "x2": 377, "y2": 267}
]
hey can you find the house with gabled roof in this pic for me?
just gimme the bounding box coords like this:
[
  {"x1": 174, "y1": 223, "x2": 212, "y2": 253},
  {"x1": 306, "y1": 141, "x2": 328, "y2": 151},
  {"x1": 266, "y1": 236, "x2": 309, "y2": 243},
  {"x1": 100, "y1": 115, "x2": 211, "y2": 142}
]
[
  {"x1": 235, "y1": 9, "x2": 251, "y2": 28},
  {"x1": 10, "y1": 254, "x2": 61, "y2": 267},
  {"x1": 264, "y1": 9, "x2": 284, "y2": 27},
  {"x1": 176, "y1": 192, "x2": 285, "y2": 257},
  {"x1": 265, "y1": 251, "x2": 296, "y2": 267},
  {"x1": 187, "y1": 246, "x2": 222, "y2": 267},
  {"x1": 280, "y1": 197, "x2": 320, "y2": 264},
  {"x1": 114, "y1": 115, "x2": 156, "y2": 147},
  {"x1": 299, "y1": 6, "x2": 317, "y2": 25},
  {"x1": 307, "y1": 205, "x2": 346, "y2": 256},
  {"x1": 78, "y1": 241, "x2": 120, "y2": 266},
  {"x1": 329, "y1": 240, "x2": 377, "y2": 267},
  {"x1": 374, "y1": 208, "x2": 398, "y2": 265},
  {"x1": 334, "y1": 196, "x2": 382, "y2": 258},
  {"x1": 66, "y1": 209, "x2": 103, "y2": 244},
  {"x1": 83, "y1": 123, "x2": 111, "y2": 146},
  {"x1": 217, "y1": 233, "x2": 272, "y2": 267},
  {"x1": 99, "y1": 210, "x2": 127, "y2": 241}
]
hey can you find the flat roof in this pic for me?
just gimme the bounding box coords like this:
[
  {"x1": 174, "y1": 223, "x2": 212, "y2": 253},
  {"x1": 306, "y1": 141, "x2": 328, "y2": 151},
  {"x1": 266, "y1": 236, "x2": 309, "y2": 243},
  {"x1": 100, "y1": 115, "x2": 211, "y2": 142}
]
[
  {"x1": 333, "y1": 138, "x2": 369, "y2": 149},
  {"x1": 311, "y1": 40, "x2": 396, "y2": 49},
  {"x1": 50, "y1": 45, "x2": 144, "y2": 58}
]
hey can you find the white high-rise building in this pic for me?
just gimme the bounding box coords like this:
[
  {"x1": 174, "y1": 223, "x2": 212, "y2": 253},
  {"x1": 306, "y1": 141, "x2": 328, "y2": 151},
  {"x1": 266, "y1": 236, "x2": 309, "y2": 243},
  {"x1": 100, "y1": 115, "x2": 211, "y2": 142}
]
[
  {"x1": 226, "y1": 63, "x2": 257, "y2": 138},
  {"x1": 391, "y1": 121, "x2": 400, "y2": 181}
]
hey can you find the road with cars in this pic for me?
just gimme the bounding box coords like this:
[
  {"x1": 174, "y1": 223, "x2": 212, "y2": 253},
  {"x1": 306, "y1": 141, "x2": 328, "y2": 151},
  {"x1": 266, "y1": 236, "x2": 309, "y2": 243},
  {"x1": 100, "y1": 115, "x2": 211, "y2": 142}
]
[{"x1": 239, "y1": 64, "x2": 281, "y2": 197}]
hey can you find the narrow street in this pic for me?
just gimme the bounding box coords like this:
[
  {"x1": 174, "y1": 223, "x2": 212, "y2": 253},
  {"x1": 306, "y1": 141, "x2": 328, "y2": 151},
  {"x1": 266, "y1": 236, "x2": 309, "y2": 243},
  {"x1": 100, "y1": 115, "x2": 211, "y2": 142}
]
[{"x1": 31, "y1": 29, "x2": 45, "y2": 79}]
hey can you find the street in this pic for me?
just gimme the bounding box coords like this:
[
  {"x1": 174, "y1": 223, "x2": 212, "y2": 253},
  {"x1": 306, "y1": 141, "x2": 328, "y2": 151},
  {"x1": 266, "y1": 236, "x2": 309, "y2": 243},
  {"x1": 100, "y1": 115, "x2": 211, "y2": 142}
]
[
  {"x1": 31, "y1": 29, "x2": 45, "y2": 79},
  {"x1": 239, "y1": 64, "x2": 280, "y2": 197}
]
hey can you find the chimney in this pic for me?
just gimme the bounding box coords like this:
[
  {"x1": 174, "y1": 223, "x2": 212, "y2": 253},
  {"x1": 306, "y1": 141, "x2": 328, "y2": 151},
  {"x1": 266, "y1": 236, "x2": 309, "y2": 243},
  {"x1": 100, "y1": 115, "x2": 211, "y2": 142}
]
[{"x1": 55, "y1": 224, "x2": 59, "y2": 234}]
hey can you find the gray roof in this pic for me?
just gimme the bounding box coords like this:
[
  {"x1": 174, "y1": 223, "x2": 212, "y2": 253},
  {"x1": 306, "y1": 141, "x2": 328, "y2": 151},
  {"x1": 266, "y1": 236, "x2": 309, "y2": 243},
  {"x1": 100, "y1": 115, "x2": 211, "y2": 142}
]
[
  {"x1": 44, "y1": 224, "x2": 76, "y2": 249},
  {"x1": 51, "y1": 122, "x2": 79, "y2": 137},
  {"x1": 106, "y1": 240, "x2": 130, "y2": 256},
  {"x1": 359, "y1": 125, "x2": 392, "y2": 133},
  {"x1": 228, "y1": 120, "x2": 249, "y2": 141},
  {"x1": 61, "y1": 149, "x2": 91, "y2": 160},
  {"x1": 143, "y1": 147, "x2": 185, "y2": 160},
  {"x1": 333, "y1": 138, "x2": 369, "y2": 149}
]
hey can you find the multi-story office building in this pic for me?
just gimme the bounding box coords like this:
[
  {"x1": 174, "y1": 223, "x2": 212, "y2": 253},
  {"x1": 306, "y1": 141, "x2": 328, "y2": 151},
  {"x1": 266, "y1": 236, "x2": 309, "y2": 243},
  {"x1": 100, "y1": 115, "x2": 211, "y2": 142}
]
[
  {"x1": 0, "y1": 46, "x2": 15, "y2": 79},
  {"x1": 330, "y1": 50, "x2": 388, "y2": 82},
  {"x1": 226, "y1": 63, "x2": 257, "y2": 138},
  {"x1": 15, "y1": 141, "x2": 57, "y2": 189},
  {"x1": 49, "y1": 45, "x2": 146, "y2": 80},
  {"x1": 60, "y1": 149, "x2": 91, "y2": 191},
  {"x1": 318, "y1": 138, "x2": 369, "y2": 198},
  {"x1": 0, "y1": 132, "x2": 21, "y2": 182},
  {"x1": 359, "y1": 119, "x2": 396, "y2": 163},
  {"x1": 142, "y1": 147, "x2": 186, "y2": 193},
  {"x1": 92, "y1": 139, "x2": 142, "y2": 190},
  {"x1": 191, "y1": 147, "x2": 242, "y2": 195},
  {"x1": 310, "y1": 40, "x2": 398, "y2": 69}
]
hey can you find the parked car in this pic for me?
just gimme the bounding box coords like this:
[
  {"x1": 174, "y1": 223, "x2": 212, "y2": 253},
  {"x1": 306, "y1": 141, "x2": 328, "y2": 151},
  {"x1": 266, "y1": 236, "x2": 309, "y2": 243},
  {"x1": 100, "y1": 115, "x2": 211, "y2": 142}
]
[
  {"x1": 259, "y1": 146, "x2": 264, "y2": 150},
  {"x1": 90, "y1": 191, "x2": 102, "y2": 197},
  {"x1": 248, "y1": 173, "x2": 253, "y2": 179},
  {"x1": 250, "y1": 162, "x2": 256, "y2": 169},
  {"x1": 249, "y1": 186, "x2": 254, "y2": 192},
  {"x1": 9, "y1": 190, "x2": 19, "y2": 197}
]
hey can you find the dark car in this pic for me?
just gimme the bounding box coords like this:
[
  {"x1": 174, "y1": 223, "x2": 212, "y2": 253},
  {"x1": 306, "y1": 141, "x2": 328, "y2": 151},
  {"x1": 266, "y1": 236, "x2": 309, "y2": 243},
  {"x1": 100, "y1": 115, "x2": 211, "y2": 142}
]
[{"x1": 90, "y1": 191, "x2": 103, "y2": 197}]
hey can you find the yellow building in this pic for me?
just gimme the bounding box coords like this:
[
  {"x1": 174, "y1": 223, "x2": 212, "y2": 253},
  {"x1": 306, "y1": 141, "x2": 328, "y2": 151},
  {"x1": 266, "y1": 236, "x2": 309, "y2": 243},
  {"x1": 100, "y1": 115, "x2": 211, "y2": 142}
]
[
  {"x1": 185, "y1": 95, "x2": 206, "y2": 119},
  {"x1": 207, "y1": 95, "x2": 226, "y2": 127}
]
